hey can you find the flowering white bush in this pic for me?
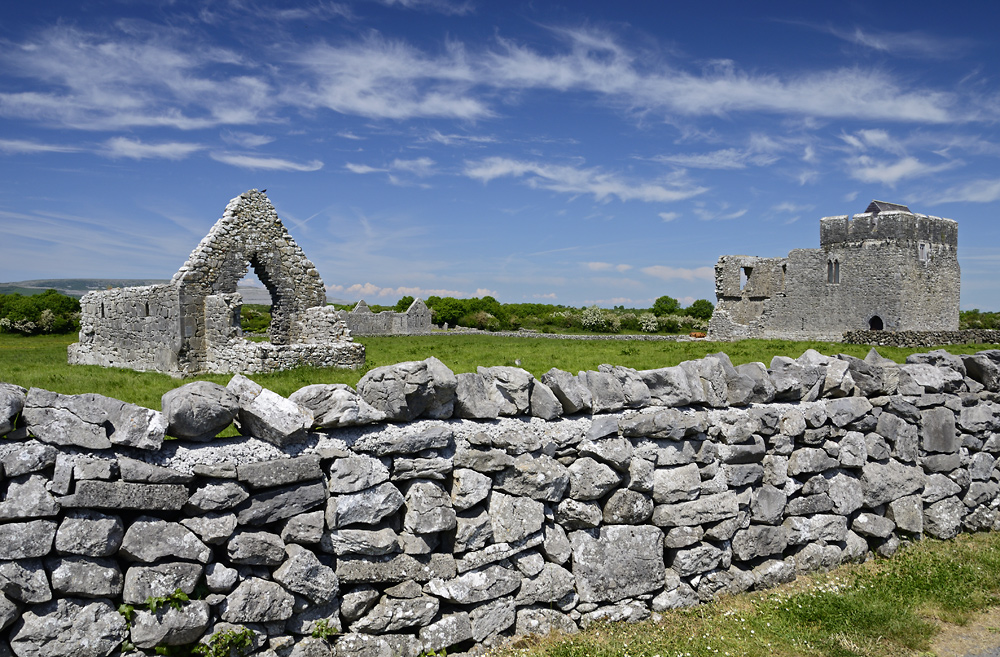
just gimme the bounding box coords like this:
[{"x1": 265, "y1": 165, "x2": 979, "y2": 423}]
[
  {"x1": 581, "y1": 305, "x2": 606, "y2": 331},
  {"x1": 639, "y1": 312, "x2": 658, "y2": 332}
]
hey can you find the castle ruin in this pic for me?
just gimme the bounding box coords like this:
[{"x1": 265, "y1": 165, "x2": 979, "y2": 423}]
[
  {"x1": 708, "y1": 201, "x2": 960, "y2": 341},
  {"x1": 68, "y1": 190, "x2": 365, "y2": 374}
]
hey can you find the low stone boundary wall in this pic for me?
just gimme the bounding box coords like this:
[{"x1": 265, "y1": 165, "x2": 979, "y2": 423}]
[
  {"x1": 843, "y1": 329, "x2": 1000, "y2": 348},
  {"x1": 2, "y1": 346, "x2": 1000, "y2": 656}
]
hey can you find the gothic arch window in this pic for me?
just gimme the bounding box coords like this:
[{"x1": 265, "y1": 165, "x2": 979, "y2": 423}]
[
  {"x1": 834, "y1": 259, "x2": 840, "y2": 284},
  {"x1": 827, "y1": 259, "x2": 840, "y2": 284}
]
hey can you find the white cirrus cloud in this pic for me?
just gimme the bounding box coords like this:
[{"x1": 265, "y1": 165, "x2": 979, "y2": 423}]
[
  {"x1": 221, "y1": 131, "x2": 275, "y2": 148},
  {"x1": 658, "y1": 211, "x2": 680, "y2": 222},
  {"x1": 930, "y1": 178, "x2": 1000, "y2": 204},
  {"x1": 211, "y1": 152, "x2": 323, "y2": 171},
  {"x1": 641, "y1": 265, "x2": 715, "y2": 281},
  {"x1": 0, "y1": 138, "x2": 80, "y2": 154},
  {"x1": 103, "y1": 137, "x2": 204, "y2": 160},
  {"x1": 464, "y1": 156, "x2": 708, "y2": 203},
  {"x1": 327, "y1": 282, "x2": 467, "y2": 299},
  {"x1": 391, "y1": 157, "x2": 435, "y2": 176},
  {"x1": 345, "y1": 162, "x2": 388, "y2": 174},
  {"x1": 374, "y1": 0, "x2": 473, "y2": 15},
  {"x1": 847, "y1": 155, "x2": 958, "y2": 186},
  {"x1": 533, "y1": 292, "x2": 558, "y2": 299}
]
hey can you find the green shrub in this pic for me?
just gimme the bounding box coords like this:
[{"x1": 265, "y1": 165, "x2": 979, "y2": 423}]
[
  {"x1": 652, "y1": 295, "x2": 680, "y2": 317},
  {"x1": 685, "y1": 298, "x2": 714, "y2": 320},
  {"x1": 0, "y1": 290, "x2": 80, "y2": 335}
]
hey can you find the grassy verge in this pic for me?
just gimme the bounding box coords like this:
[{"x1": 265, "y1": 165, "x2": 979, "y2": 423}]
[
  {"x1": 500, "y1": 532, "x2": 1000, "y2": 657},
  {"x1": 2, "y1": 333, "x2": 999, "y2": 410}
]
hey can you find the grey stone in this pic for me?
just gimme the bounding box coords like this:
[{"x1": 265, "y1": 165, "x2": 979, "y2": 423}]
[
  {"x1": 651, "y1": 492, "x2": 738, "y2": 527},
  {"x1": 541, "y1": 368, "x2": 592, "y2": 414},
  {"x1": 352, "y1": 425, "x2": 453, "y2": 457},
  {"x1": 921, "y1": 407, "x2": 959, "y2": 453},
  {"x1": 471, "y1": 596, "x2": 515, "y2": 642},
  {"x1": 23, "y1": 388, "x2": 165, "y2": 450},
  {"x1": 391, "y1": 456, "x2": 451, "y2": 481},
  {"x1": 453, "y1": 445, "x2": 513, "y2": 472},
  {"x1": 489, "y1": 492, "x2": 544, "y2": 543},
  {"x1": 478, "y1": 366, "x2": 533, "y2": 416},
  {"x1": 228, "y1": 375, "x2": 314, "y2": 446},
  {"x1": 969, "y1": 452, "x2": 997, "y2": 480},
  {"x1": 669, "y1": 543, "x2": 725, "y2": 577},
  {"x1": 964, "y1": 481, "x2": 999, "y2": 508},
  {"x1": 161, "y1": 381, "x2": 239, "y2": 440},
  {"x1": 120, "y1": 517, "x2": 211, "y2": 563},
  {"x1": 9, "y1": 598, "x2": 127, "y2": 657},
  {"x1": 327, "y1": 455, "x2": 390, "y2": 494},
  {"x1": 0, "y1": 560, "x2": 50, "y2": 604},
  {"x1": 287, "y1": 600, "x2": 342, "y2": 638},
  {"x1": 48, "y1": 556, "x2": 122, "y2": 598},
  {"x1": 426, "y1": 564, "x2": 520, "y2": 604},
  {"x1": 335, "y1": 633, "x2": 393, "y2": 657},
  {"x1": 924, "y1": 496, "x2": 966, "y2": 539},
  {"x1": 451, "y1": 469, "x2": 491, "y2": 510},
  {"x1": 516, "y1": 563, "x2": 575, "y2": 606},
  {"x1": 839, "y1": 431, "x2": 868, "y2": 467},
  {"x1": 735, "y1": 361, "x2": 777, "y2": 403},
  {"x1": 273, "y1": 544, "x2": 339, "y2": 604},
  {"x1": 118, "y1": 457, "x2": 191, "y2": 484},
  {"x1": 238, "y1": 481, "x2": 327, "y2": 526},
  {"x1": 529, "y1": 379, "x2": 563, "y2": 420},
  {"x1": 352, "y1": 595, "x2": 438, "y2": 633},
  {"x1": 453, "y1": 372, "x2": 500, "y2": 419},
  {"x1": 181, "y1": 512, "x2": 238, "y2": 545},
  {"x1": 60, "y1": 481, "x2": 188, "y2": 511},
  {"x1": 403, "y1": 481, "x2": 456, "y2": 534},
  {"x1": 281, "y1": 511, "x2": 325, "y2": 545},
  {"x1": 783, "y1": 514, "x2": 848, "y2": 544},
  {"x1": 340, "y1": 586, "x2": 380, "y2": 623},
  {"x1": 887, "y1": 495, "x2": 923, "y2": 534},
  {"x1": 327, "y1": 482, "x2": 404, "y2": 528},
  {"x1": 73, "y1": 455, "x2": 114, "y2": 481},
  {"x1": 652, "y1": 464, "x2": 701, "y2": 504},
  {"x1": 570, "y1": 525, "x2": 664, "y2": 603},
  {"x1": 923, "y1": 452, "x2": 961, "y2": 472},
  {"x1": 752, "y1": 558, "x2": 797, "y2": 590},
  {"x1": 542, "y1": 522, "x2": 572, "y2": 565},
  {"x1": 131, "y1": 600, "x2": 212, "y2": 649},
  {"x1": 664, "y1": 525, "x2": 704, "y2": 548},
  {"x1": 1, "y1": 444, "x2": 56, "y2": 478},
  {"x1": 494, "y1": 453, "x2": 569, "y2": 502},
  {"x1": 787, "y1": 448, "x2": 838, "y2": 476},
  {"x1": 455, "y1": 533, "x2": 543, "y2": 573},
  {"x1": 579, "y1": 437, "x2": 631, "y2": 472},
  {"x1": 0, "y1": 520, "x2": 56, "y2": 559},
  {"x1": 184, "y1": 481, "x2": 249, "y2": 513},
  {"x1": 228, "y1": 530, "x2": 287, "y2": 565},
  {"x1": 453, "y1": 509, "x2": 493, "y2": 554},
  {"x1": 515, "y1": 608, "x2": 579, "y2": 636},
  {"x1": 357, "y1": 357, "x2": 457, "y2": 421},
  {"x1": 221, "y1": 577, "x2": 295, "y2": 623},
  {"x1": 0, "y1": 475, "x2": 59, "y2": 520},
  {"x1": 337, "y1": 553, "x2": 455, "y2": 584},
  {"x1": 555, "y1": 498, "x2": 601, "y2": 529},
  {"x1": 322, "y1": 528, "x2": 399, "y2": 556},
  {"x1": 827, "y1": 472, "x2": 864, "y2": 515},
  {"x1": 628, "y1": 457, "x2": 655, "y2": 492},
  {"x1": 786, "y1": 493, "x2": 834, "y2": 515},
  {"x1": 238, "y1": 455, "x2": 323, "y2": 489},
  {"x1": 852, "y1": 513, "x2": 895, "y2": 538},
  {"x1": 862, "y1": 460, "x2": 924, "y2": 507},
  {"x1": 581, "y1": 370, "x2": 625, "y2": 413},
  {"x1": 289, "y1": 383, "x2": 386, "y2": 428},
  {"x1": 639, "y1": 365, "x2": 697, "y2": 407},
  {"x1": 923, "y1": 472, "x2": 964, "y2": 503},
  {"x1": 0, "y1": 383, "x2": 25, "y2": 436},
  {"x1": 568, "y1": 457, "x2": 621, "y2": 500},
  {"x1": 123, "y1": 562, "x2": 203, "y2": 604},
  {"x1": 826, "y1": 397, "x2": 873, "y2": 427},
  {"x1": 420, "y1": 613, "x2": 473, "y2": 653},
  {"x1": 603, "y1": 489, "x2": 653, "y2": 525}
]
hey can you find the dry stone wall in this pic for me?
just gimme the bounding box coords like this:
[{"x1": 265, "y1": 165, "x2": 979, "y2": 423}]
[{"x1": 2, "y1": 346, "x2": 1000, "y2": 656}]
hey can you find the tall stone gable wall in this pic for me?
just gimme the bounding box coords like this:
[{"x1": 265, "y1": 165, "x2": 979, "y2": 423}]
[
  {"x1": 3, "y1": 346, "x2": 1000, "y2": 656},
  {"x1": 709, "y1": 206, "x2": 960, "y2": 341},
  {"x1": 68, "y1": 190, "x2": 365, "y2": 375}
]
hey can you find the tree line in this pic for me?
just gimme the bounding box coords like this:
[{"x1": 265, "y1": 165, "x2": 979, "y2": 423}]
[{"x1": 0, "y1": 290, "x2": 81, "y2": 335}]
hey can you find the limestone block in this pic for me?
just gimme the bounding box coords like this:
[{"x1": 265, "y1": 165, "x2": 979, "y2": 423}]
[
  {"x1": 327, "y1": 455, "x2": 390, "y2": 494},
  {"x1": 752, "y1": 558, "x2": 797, "y2": 590},
  {"x1": 23, "y1": 388, "x2": 164, "y2": 450},
  {"x1": 652, "y1": 492, "x2": 738, "y2": 527},
  {"x1": 0, "y1": 383, "x2": 26, "y2": 436},
  {"x1": 529, "y1": 378, "x2": 563, "y2": 420},
  {"x1": 489, "y1": 492, "x2": 544, "y2": 543},
  {"x1": 184, "y1": 481, "x2": 249, "y2": 513},
  {"x1": 826, "y1": 397, "x2": 873, "y2": 427},
  {"x1": 1, "y1": 443, "x2": 56, "y2": 477},
  {"x1": 478, "y1": 366, "x2": 533, "y2": 416},
  {"x1": 670, "y1": 542, "x2": 725, "y2": 577},
  {"x1": 227, "y1": 530, "x2": 286, "y2": 566},
  {"x1": 322, "y1": 528, "x2": 399, "y2": 556},
  {"x1": 455, "y1": 533, "x2": 543, "y2": 574},
  {"x1": 356, "y1": 357, "x2": 457, "y2": 421},
  {"x1": 569, "y1": 525, "x2": 664, "y2": 603},
  {"x1": 287, "y1": 600, "x2": 342, "y2": 638},
  {"x1": 403, "y1": 481, "x2": 456, "y2": 534},
  {"x1": 852, "y1": 513, "x2": 895, "y2": 538},
  {"x1": 454, "y1": 509, "x2": 493, "y2": 554},
  {"x1": 273, "y1": 544, "x2": 339, "y2": 604},
  {"x1": 237, "y1": 481, "x2": 328, "y2": 526},
  {"x1": 420, "y1": 613, "x2": 473, "y2": 653},
  {"x1": 352, "y1": 425, "x2": 452, "y2": 456},
  {"x1": 887, "y1": 495, "x2": 923, "y2": 534},
  {"x1": 924, "y1": 496, "x2": 966, "y2": 539},
  {"x1": 921, "y1": 407, "x2": 959, "y2": 453},
  {"x1": 352, "y1": 594, "x2": 439, "y2": 634},
  {"x1": 335, "y1": 633, "x2": 393, "y2": 657},
  {"x1": 783, "y1": 514, "x2": 848, "y2": 544},
  {"x1": 426, "y1": 564, "x2": 521, "y2": 604},
  {"x1": 651, "y1": 464, "x2": 700, "y2": 504},
  {"x1": 220, "y1": 578, "x2": 295, "y2": 623},
  {"x1": 453, "y1": 372, "x2": 499, "y2": 419},
  {"x1": 471, "y1": 596, "x2": 515, "y2": 642},
  {"x1": 227, "y1": 374, "x2": 314, "y2": 446},
  {"x1": 568, "y1": 457, "x2": 621, "y2": 500},
  {"x1": 60, "y1": 481, "x2": 188, "y2": 511},
  {"x1": 555, "y1": 498, "x2": 602, "y2": 529},
  {"x1": 0, "y1": 520, "x2": 56, "y2": 559},
  {"x1": 542, "y1": 522, "x2": 572, "y2": 565},
  {"x1": 0, "y1": 560, "x2": 51, "y2": 603},
  {"x1": 9, "y1": 598, "x2": 127, "y2": 657},
  {"x1": 181, "y1": 512, "x2": 238, "y2": 545},
  {"x1": 131, "y1": 601, "x2": 211, "y2": 649},
  {"x1": 861, "y1": 460, "x2": 924, "y2": 507},
  {"x1": 120, "y1": 517, "x2": 211, "y2": 564},
  {"x1": 0, "y1": 474, "x2": 59, "y2": 520},
  {"x1": 238, "y1": 455, "x2": 323, "y2": 489},
  {"x1": 769, "y1": 358, "x2": 824, "y2": 402},
  {"x1": 118, "y1": 457, "x2": 192, "y2": 484},
  {"x1": 963, "y1": 353, "x2": 1000, "y2": 392},
  {"x1": 540, "y1": 368, "x2": 592, "y2": 414},
  {"x1": 289, "y1": 383, "x2": 386, "y2": 427},
  {"x1": 161, "y1": 380, "x2": 239, "y2": 440},
  {"x1": 603, "y1": 489, "x2": 653, "y2": 525},
  {"x1": 48, "y1": 556, "x2": 123, "y2": 598},
  {"x1": 787, "y1": 448, "x2": 838, "y2": 476},
  {"x1": 827, "y1": 472, "x2": 864, "y2": 515},
  {"x1": 327, "y1": 481, "x2": 404, "y2": 528},
  {"x1": 969, "y1": 452, "x2": 996, "y2": 481},
  {"x1": 579, "y1": 437, "x2": 632, "y2": 472},
  {"x1": 451, "y1": 468, "x2": 491, "y2": 510},
  {"x1": 515, "y1": 607, "x2": 579, "y2": 636},
  {"x1": 680, "y1": 357, "x2": 729, "y2": 408},
  {"x1": 494, "y1": 453, "x2": 569, "y2": 502},
  {"x1": 123, "y1": 563, "x2": 203, "y2": 604},
  {"x1": 336, "y1": 553, "x2": 455, "y2": 584}
]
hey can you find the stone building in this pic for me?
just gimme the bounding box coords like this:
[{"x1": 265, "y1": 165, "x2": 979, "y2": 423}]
[
  {"x1": 69, "y1": 190, "x2": 365, "y2": 374},
  {"x1": 338, "y1": 299, "x2": 433, "y2": 336},
  {"x1": 708, "y1": 201, "x2": 960, "y2": 341}
]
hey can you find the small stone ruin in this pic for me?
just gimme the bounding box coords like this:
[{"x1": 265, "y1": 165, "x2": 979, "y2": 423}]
[{"x1": 68, "y1": 190, "x2": 365, "y2": 375}]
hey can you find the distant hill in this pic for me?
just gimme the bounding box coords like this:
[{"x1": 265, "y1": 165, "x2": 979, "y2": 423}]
[{"x1": 0, "y1": 279, "x2": 350, "y2": 307}]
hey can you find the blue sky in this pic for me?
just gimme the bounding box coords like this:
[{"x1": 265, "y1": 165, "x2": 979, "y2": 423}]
[{"x1": 2, "y1": 1, "x2": 1000, "y2": 309}]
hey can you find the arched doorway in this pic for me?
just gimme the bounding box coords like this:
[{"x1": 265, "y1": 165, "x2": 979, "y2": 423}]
[{"x1": 869, "y1": 316, "x2": 884, "y2": 331}]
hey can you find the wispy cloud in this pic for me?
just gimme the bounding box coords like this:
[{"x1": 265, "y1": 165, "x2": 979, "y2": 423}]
[
  {"x1": 424, "y1": 130, "x2": 497, "y2": 146},
  {"x1": 640, "y1": 265, "x2": 715, "y2": 281},
  {"x1": 103, "y1": 137, "x2": 204, "y2": 160},
  {"x1": 345, "y1": 162, "x2": 388, "y2": 174},
  {"x1": 391, "y1": 157, "x2": 435, "y2": 176},
  {"x1": 211, "y1": 152, "x2": 323, "y2": 171},
  {"x1": 221, "y1": 131, "x2": 275, "y2": 148},
  {"x1": 847, "y1": 155, "x2": 958, "y2": 186},
  {"x1": 930, "y1": 178, "x2": 1000, "y2": 204},
  {"x1": 327, "y1": 282, "x2": 467, "y2": 299},
  {"x1": 826, "y1": 25, "x2": 971, "y2": 60},
  {"x1": 373, "y1": 0, "x2": 474, "y2": 15},
  {"x1": 0, "y1": 139, "x2": 80, "y2": 154},
  {"x1": 658, "y1": 211, "x2": 680, "y2": 222},
  {"x1": 585, "y1": 262, "x2": 632, "y2": 272},
  {"x1": 464, "y1": 157, "x2": 707, "y2": 203},
  {"x1": 692, "y1": 202, "x2": 748, "y2": 221}
]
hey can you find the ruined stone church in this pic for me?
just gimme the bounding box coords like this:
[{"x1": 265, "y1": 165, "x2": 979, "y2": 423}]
[
  {"x1": 708, "y1": 201, "x2": 960, "y2": 341},
  {"x1": 69, "y1": 190, "x2": 365, "y2": 374}
]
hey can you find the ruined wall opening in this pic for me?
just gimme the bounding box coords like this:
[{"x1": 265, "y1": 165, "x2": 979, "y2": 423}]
[
  {"x1": 869, "y1": 315, "x2": 884, "y2": 331},
  {"x1": 740, "y1": 267, "x2": 752, "y2": 291}
]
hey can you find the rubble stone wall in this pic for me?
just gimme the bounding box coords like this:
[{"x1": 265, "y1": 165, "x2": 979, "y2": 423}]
[
  {"x1": 2, "y1": 345, "x2": 1000, "y2": 656},
  {"x1": 338, "y1": 299, "x2": 433, "y2": 337}
]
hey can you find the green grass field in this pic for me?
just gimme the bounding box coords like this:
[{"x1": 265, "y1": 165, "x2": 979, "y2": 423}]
[{"x1": 2, "y1": 332, "x2": 998, "y2": 410}]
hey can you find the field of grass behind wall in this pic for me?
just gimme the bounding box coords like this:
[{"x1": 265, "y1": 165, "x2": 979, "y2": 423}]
[{"x1": 1, "y1": 332, "x2": 999, "y2": 411}]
